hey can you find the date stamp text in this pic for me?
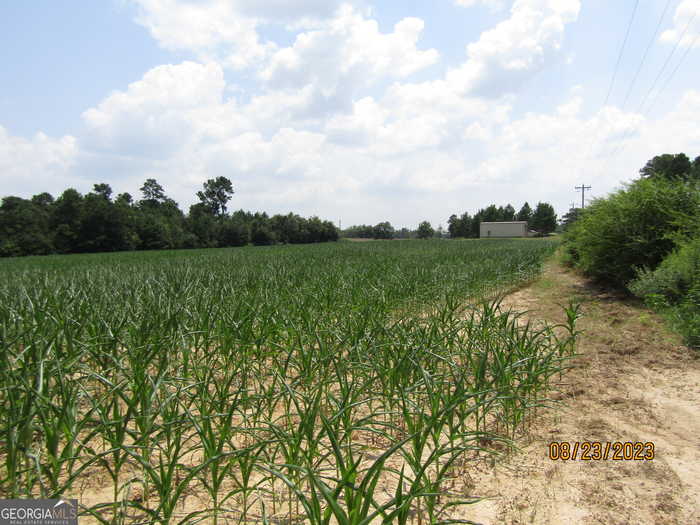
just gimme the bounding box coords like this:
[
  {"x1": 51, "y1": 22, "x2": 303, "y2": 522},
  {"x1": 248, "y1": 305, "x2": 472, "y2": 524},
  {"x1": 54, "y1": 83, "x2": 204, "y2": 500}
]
[{"x1": 548, "y1": 441, "x2": 655, "y2": 461}]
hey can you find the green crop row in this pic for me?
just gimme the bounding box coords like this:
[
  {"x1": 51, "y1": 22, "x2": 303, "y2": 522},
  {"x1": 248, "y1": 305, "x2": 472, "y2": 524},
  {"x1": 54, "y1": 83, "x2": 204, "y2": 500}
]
[{"x1": 0, "y1": 239, "x2": 577, "y2": 524}]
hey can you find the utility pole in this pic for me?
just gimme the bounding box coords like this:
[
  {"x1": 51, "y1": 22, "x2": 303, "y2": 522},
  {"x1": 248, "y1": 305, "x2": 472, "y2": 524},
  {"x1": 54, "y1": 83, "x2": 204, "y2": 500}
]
[{"x1": 575, "y1": 184, "x2": 591, "y2": 208}]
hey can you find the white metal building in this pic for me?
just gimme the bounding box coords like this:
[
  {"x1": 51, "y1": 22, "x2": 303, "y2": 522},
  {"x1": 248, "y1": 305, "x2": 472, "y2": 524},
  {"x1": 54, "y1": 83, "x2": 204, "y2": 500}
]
[{"x1": 479, "y1": 221, "x2": 528, "y2": 238}]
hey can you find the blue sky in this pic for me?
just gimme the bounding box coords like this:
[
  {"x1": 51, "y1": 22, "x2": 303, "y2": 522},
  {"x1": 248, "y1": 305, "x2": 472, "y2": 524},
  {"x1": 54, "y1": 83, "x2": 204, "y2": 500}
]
[{"x1": 1, "y1": 0, "x2": 699, "y2": 228}]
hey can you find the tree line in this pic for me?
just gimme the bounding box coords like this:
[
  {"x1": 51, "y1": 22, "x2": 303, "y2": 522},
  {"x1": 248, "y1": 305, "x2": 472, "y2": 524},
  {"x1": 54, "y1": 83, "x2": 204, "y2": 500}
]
[
  {"x1": 0, "y1": 177, "x2": 338, "y2": 257},
  {"x1": 448, "y1": 201, "x2": 556, "y2": 238},
  {"x1": 341, "y1": 201, "x2": 557, "y2": 241},
  {"x1": 341, "y1": 220, "x2": 445, "y2": 240}
]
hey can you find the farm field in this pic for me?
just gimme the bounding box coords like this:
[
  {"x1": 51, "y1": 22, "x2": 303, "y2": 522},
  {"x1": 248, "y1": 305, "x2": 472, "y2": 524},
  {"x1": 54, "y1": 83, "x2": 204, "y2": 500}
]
[{"x1": 0, "y1": 239, "x2": 578, "y2": 524}]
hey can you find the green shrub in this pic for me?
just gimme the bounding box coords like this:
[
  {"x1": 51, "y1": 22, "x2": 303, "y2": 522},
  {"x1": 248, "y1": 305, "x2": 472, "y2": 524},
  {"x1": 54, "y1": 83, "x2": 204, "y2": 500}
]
[
  {"x1": 629, "y1": 237, "x2": 700, "y2": 301},
  {"x1": 671, "y1": 285, "x2": 700, "y2": 349},
  {"x1": 250, "y1": 221, "x2": 276, "y2": 245},
  {"x1": 564, "y1": 177, "x2": 700, "y2": 285},
  {"x1": 630, "y1": 238, "x2": 700, "y2": 349}
]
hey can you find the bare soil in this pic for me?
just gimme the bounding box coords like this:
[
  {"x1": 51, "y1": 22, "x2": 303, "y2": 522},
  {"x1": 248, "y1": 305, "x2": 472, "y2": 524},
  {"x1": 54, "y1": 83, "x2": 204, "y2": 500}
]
[
  {"x1": 65, "y1": 259, "x2": 700, "y2": 524},
  {"x1": 461, "y1": 261, "x2": 700, "y2": 525}
]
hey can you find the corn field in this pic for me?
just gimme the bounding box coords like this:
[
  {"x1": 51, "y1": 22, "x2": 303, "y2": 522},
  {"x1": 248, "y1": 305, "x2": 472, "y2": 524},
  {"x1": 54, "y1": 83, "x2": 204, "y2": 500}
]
[{"x1": 0, "y1": 239, "x2": 579, "y2": 524}]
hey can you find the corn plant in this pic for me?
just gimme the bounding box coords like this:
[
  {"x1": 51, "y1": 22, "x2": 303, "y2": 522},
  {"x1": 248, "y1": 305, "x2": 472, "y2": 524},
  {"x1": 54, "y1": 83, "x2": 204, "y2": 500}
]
[{"x1": 0, "y1": 238, "x2": 575, "y2": 524}]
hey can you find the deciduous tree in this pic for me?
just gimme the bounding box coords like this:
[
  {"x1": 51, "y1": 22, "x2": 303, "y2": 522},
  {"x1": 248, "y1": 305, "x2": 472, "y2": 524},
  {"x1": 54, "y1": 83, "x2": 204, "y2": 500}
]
[
  {"x1": 417, "y1": 221, "x2": 434, "y2": 239},
  {"x1": 197, "y1": 176, "x2": 234, "y2": 217}
]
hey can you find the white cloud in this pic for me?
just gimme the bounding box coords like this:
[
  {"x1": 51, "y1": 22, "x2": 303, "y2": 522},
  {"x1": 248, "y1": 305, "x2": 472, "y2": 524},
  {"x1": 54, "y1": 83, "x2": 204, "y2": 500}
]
[
  {"x1": 128, "y1": 0, "x2": 371, "y2": 69},
  {"x1": 130, "y1": 0, "x2": 270, "y2": 68},
  {"x1": 660, "y1": 0, "x2": 700, "y2": 49},
  {"x1": 261, "y1": 6, "x2": 439, "y2": 95},
  {"x1": 0, "y1": 126, "x2": 78, "y2": 197},
  {"x1": 7, "y1": 2, "x2": 700, "y2": 229},
  {"x1": 320, "y1": 76, "x2": 514, "y2": 160},
  {"x1": 637, "y1": 89, "x2": 700, "y2": 155},
  {"x1": 235, "y1": 0, "x2": 361, "y2": 23},
  {"x1": 447, "y1": 0, "x2": 580, "y2": 96},
  {"x1": 454, "y1": 0, "x2": 506, "y2": 12},
  {"x1": 81, "y1": 62, "x2": 228, "y2": 157}
]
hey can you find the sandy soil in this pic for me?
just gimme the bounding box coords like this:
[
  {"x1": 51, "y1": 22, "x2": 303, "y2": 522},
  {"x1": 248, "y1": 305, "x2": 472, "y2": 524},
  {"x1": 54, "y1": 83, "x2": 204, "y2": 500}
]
[
  {"x1": 460, "y1": 262, "x2": 700, "y2": 525},
  {"x1": 64, "y1": 260, "x2": 700, "y2": 524}
]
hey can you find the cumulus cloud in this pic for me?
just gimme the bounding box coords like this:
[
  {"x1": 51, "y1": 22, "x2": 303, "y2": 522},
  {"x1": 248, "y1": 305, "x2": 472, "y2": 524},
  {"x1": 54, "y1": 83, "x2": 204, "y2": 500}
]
[
  {"x1": 234, "y1": 0, "x2": 359, "y2": 23},
  {"x1": 128, "y1": 0, "x2": 370, "y2": 68},
  {"x1": 638, "y1": 89, "x2": 700, "y2": 154},
  {"x1": 129, "y1": 0, "x2": 270, "y2": 68},
  {"x1": 0, "y1": 126, "x2": 78, "y2": 197},
  {"x1": 660, "y1": 0, "x2": 700, "y2": 49},
  {"x1": 261, "y1": 6, "x2": 439, "y2": 99},
  {"x1": 447, "y1": 0, "x2": 580, "y2": 96},
  {"x1": 453, "y1": 0, "x2": 506, "y2": 12},
  {"x1": 7, "y1": 2, "x2": 699, "y2": 228},
  {"x1": 81, "y1": 62, "x2": 229, "y2": 157},
  {"x1": 322, "y1": 80, "x2": 510, "y2": 157}
]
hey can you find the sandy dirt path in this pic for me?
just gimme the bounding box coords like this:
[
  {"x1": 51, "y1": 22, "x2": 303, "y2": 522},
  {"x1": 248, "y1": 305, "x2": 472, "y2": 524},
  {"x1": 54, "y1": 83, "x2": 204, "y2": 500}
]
[{"x1": 462, "y1": 261, "x2": 700, "y2": 525}]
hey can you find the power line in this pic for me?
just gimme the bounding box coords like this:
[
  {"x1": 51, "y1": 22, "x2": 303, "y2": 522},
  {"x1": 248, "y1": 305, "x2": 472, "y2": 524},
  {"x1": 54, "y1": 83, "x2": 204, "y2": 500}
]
[
  {"x1": 603, "y1": 0, "x2": 640, "y2": 108},
  {"x1": 620, "y1": 0, "x2": 673, "y2": 111},
  {"x1": 576, "y1": 0, "x2": 641, "y2": 181},
  {"x1": 635, "y1": 11, "x2": 697, "y2": 116},
  {"x1": 598, "y1": 9, "x2": 698, "y2": 174},
  {"x1": 646, "y1": 30, "x2": 700, "y2": 116}
]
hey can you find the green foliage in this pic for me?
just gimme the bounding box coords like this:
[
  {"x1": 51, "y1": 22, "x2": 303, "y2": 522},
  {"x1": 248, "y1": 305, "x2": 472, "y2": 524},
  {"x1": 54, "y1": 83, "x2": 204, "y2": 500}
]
[
  {"x1": 516, "y1": 202, "x2": 532, "y2": 224},
  {"x1": 531, "y1": 202, "x2": 557, "y2": 235},
  {"x1": 1, "y1": 179, "x2": 339, "y2": 257},
  {"x1": 503, "y1": 203, "x2": 516, "y2": 221},
  {"x1": 372, "y1": 221, "x2": 395, "y2": 240},
  {"x1": 629, "y1": 237, "x2": 700, "y2": 301},
  {"x1": 448, "y1": 201, "x2": 551, "y2": 239},
  {"x1": 344, "y1": 223, "x2": 416, "y2": 240},
  {"x1": 669, "y1": 285, "x2": 700, "y2": 349},
  {"x1": 219, "y1": 217, "x2": 250, "y2": 247},
  {"x1": 447, "y1": 212, "x2": 472, "y2": 238},
  {"x1": 196, "y1": 176, "x2": 235, "y2": 217},
  {"x1": 0, "y1": 239, "x2": 571, "y2": 521},
  {"x1": 92, "y1": 183, "x2": 113, "y2": 200},
  {"x1": 416, "y1": 221, "x2": 434, "y2": 239},
  {"x1": 630, "y1": 238, "x2": 700, "y2": 348},
  {"x1": 639, "y1": 153, "x2": 694, "y2": 181},
  {"x1": 567, "y1": 150, "x2": 700, "y2": 347},
  {"x1": 51, "y1": 189, "x2": 83, "y2": 253},
  {"x1": 564, "y1": 177, "x2": 700, "y2": 285},
  {"x1": 560, "y1": 206, "x2": 581, "y2": 231},
  {"x1": 140, "y1": 178, "x2": 167, "y2": 204},
  {"x1": 482, "y1": 204, "x2": 500, "y2": 222},
  {"x1": 250, "y1": 219, "x2": 276, "y2": 246},
  {"x1": 0, "y1": 196, "x2": 53, "y2": 256},
  {"x1": 341, "y1": 224, "x2": 375, "y2": 238}
]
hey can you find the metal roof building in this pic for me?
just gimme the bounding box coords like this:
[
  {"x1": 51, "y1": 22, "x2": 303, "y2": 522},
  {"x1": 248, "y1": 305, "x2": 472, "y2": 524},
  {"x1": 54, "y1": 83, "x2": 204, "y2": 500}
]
[{"x1": 479, "y1": 221, "x2": 528, "y2": 238}]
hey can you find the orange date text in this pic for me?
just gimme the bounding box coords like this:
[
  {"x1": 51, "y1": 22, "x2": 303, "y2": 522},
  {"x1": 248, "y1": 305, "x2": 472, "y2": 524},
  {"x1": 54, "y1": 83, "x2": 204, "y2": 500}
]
[{"x1": 548, "y1": 441, "x2": 654, "y2": 461}]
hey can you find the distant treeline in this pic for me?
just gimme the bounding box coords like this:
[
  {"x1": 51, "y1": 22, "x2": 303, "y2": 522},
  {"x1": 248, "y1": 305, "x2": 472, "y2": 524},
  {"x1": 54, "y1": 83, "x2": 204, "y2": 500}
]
[
  {"x1": 342, "y1": 223, "x2": 420, "y2": 239},
  {"x1": 0, "y1": 177, "x2": 338, "y2": 257},
  {"x1": 448, "y1": 202, "x2": 557, "y2": 238},
  {"x1": 342, "y1": 202, "x2": 557, "y2": 240},
  {"x1": 341, "y1": 221, "x2": 443, "y2": 240}
]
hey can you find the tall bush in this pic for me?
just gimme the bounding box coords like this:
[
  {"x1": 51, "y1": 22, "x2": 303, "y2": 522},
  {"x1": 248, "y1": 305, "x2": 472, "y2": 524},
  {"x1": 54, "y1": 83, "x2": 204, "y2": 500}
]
[
  {"x1": 629, "y1": 237, "x2": 700, "y2": 348},
  {"x1": 563, "y1": 177, "x2": 700, "y2": 285}
]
